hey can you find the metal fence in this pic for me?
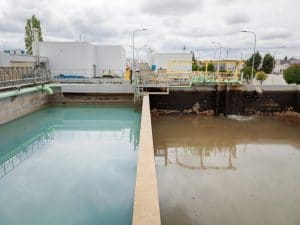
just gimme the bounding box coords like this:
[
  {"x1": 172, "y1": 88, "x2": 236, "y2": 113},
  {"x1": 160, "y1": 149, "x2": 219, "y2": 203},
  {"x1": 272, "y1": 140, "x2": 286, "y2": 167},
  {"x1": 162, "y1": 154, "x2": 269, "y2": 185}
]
[{"x1": 0, "y1": 67, "x2": 50, "y2": 88}]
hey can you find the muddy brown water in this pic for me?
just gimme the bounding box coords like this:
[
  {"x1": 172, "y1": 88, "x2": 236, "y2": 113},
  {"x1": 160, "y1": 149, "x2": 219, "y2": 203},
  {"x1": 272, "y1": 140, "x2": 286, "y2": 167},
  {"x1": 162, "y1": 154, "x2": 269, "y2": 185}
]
[{"x1": 152, "y1": 116, "x2": 300, "y2": 225}]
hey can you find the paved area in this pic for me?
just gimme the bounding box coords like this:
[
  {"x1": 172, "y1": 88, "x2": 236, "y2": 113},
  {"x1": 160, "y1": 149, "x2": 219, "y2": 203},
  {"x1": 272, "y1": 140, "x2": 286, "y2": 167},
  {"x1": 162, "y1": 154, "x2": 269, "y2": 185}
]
[{"x1": 252, "y1": 74, "x2": 289, "y2": 85}]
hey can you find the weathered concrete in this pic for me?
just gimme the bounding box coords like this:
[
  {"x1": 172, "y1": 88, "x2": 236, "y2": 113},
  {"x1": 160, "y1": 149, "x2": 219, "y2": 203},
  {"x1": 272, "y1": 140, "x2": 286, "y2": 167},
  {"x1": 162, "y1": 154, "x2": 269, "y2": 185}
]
[
  {"x1": 150, "y1": 85, "x2": 300, "y2": 115},
  {"x1": 0, "y1": 84, "x2": 135, "y2": 125},
  {"x1": 49, "y1": 93, "x2": 134, "y2": 105},
  {"x1": 132, "y1": 94, "x2": 161, "y2": 225},
  {"x1": 61, "y1": 84, "x2": 134, "y2": 93},
  {"x1": 0, "y1": 91, "x2": 49, "y2": 125}
]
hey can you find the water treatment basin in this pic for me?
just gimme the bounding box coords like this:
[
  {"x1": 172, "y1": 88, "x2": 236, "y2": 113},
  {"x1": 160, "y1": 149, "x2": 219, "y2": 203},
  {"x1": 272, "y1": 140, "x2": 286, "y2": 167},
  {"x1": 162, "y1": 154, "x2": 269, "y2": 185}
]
[
  {"x1": 0, "y1": 105, "x2": 140, "y2": 225},
  {"x1": 152, "y1": 116, "x2": 300, "y2": 225}
]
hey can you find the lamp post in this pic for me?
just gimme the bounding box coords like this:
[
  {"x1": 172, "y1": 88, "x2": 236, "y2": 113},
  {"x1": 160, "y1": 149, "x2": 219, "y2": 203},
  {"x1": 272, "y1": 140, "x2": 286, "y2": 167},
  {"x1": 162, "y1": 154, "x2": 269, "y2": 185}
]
[
  {"x1": 132, "y1": 29, "x2": 147, "y2": 69},
  {"x1": 211, "y1": 42, "x2": 222, "y2": 77},
  {"x1": 241, "y1": 30, "x2": 256, "y2": 81},
  {"x1": 0, "y1": 40, "x2": 5, "y2": 66},
  {"x1": 272, "y1": 46, "x2": 286, "y2": 75}
]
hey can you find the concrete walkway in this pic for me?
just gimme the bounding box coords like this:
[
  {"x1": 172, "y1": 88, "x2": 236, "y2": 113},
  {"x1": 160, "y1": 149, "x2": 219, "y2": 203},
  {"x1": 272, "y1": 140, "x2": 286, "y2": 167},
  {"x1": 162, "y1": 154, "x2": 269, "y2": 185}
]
[{"x1": 132, "y1": 94, "x2": 161, "y2": 225}]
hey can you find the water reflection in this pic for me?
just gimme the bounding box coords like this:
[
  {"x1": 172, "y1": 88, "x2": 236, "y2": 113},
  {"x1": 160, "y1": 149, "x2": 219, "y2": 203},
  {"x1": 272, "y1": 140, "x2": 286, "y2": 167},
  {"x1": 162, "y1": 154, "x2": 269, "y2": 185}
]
[
  {"x1": 0, "y1": 130, "x2": 54, "y2": 178},
  {"x1": 153, "y1": 115, "x2": 300, "y2": 171},
  {"x1": 0, "y1": 106, "x2": 140, "y2": 180},
  {"x1": 156, "y1": 145, "x2": 237, "y2": 170},
  {"x1": 152, "y1": 115, "x2": 300, "y2": 225},
  {"x1": 0, "y1": 106, "x2": 141, "y2": 225}
]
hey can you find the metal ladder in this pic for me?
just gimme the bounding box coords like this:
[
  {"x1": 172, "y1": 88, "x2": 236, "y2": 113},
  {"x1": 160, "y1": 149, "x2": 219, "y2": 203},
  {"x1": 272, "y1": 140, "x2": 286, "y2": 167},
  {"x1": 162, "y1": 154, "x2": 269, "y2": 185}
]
[{"x1": 134, "y1": 72, "x2": 144, "y2": 104}]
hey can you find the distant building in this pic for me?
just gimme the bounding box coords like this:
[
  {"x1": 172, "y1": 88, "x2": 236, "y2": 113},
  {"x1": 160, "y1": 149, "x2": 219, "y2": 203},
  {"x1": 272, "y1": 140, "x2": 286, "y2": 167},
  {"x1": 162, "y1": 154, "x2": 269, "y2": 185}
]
[
  {"x1": 149, "y1": 52, "x2": 193, "y2": 71},
  {"x1": 3, "y1": 49, "x2": 26, "y2": 55},
  {"x1": 274, "y1": 58, "x2": 300, "y2": 74},
  {"x1": 0, "y1": 50, "x2": 48, "y2": 68}
]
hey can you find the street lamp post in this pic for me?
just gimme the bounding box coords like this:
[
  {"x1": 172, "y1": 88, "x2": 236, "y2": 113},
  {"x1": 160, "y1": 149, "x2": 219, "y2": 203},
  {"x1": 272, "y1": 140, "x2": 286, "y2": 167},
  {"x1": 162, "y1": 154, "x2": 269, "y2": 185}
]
[
  {"x1": 0, "y1": 40, "x2": 4, "y2": 66},
  {"x1": 211, "y1": 42, "x2": 222, "y2": 77},
  {"x1": 241, "y1": 30, "x2": 257, "y2": 81},
  {"x1": 132, "y1": 29, "x2": 147, "y2": 69},
  {"x1": 272, "y1": 46, "x2": 286, "y2": 75}
]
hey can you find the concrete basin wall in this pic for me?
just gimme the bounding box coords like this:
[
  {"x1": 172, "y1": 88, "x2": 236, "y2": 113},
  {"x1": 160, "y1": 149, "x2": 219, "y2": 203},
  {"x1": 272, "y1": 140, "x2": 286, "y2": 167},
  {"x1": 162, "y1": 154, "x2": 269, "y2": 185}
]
[
  {"x1": 0, "y1": 92, "x2": 49, "y2": 125},
  {"x1": 132, "y1": 94, "x2": 161, "y2": 225},
  {"x1": 150, "y1": 85, "x2": 300, "y2": 115}
]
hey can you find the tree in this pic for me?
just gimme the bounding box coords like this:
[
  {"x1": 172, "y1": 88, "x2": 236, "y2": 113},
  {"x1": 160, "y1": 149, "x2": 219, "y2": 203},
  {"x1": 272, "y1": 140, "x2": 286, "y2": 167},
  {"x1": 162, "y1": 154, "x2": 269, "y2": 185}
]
[
  {"x1": 241, "y1": 66, "x2": 256, "y2": 84},
  {"x1": 261, "y1": 53, "x2": 275, "y2": 74},
  {"x1": 191, "y1": 51, "x2": 199, "y2": 71},
  {"x1": 199, "y1": 65, "x2": 206, "y2": 71},
  {"x1": 207, "y1": 63, "x2": 215, "y2": 72},
  {"x1": 256, "y1": 71, "x2": 268, "y2": 85},
  {"x1": 192, "y1": 63, "x2": 199, "y2": 71},
  {"x1": 283, "y1": 65, "x2": 300, "y2": 84},
  {"x1": 246, "y1": 52, "x2": 262, "y2": 71},
  {"x1": 25, "y1": 14, "x2": 43, "y2": 55}
]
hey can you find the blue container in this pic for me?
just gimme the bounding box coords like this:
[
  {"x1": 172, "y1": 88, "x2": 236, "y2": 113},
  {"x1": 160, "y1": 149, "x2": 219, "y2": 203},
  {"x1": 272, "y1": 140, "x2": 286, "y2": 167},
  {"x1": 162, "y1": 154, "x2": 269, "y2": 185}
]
[{"x1": 151, "y1": 65, "x2": 156, "y2": 71}]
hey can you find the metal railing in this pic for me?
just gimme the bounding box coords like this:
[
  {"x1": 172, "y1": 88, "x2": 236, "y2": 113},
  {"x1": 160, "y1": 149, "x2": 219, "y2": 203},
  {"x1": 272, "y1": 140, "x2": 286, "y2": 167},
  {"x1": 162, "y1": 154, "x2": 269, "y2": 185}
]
[
  {"x1": 0, "y1": 67, "x2": 50, "y2": 88},
  {"x1": 0, "y1": 130, "x2": 54, "y2": 179}
]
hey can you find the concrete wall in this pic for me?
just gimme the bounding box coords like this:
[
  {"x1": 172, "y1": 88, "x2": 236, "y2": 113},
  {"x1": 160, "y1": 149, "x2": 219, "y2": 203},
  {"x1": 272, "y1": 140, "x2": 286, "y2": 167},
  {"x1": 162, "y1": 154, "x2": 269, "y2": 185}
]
[
  {"x1": 49, "y1": 93, "x2": 134, "y2": 105},
  {"x1": 95, "y1": 45, "x2": 126, "y2": 76},
  {"x1": 0, "y1": 92, "x2": 49, "y2": 125},
  {"x1": 39, "y1": 42, "x2": 94, "y2": 77},
  {"x1": 39, "y1": 42, "x2": 126, "y2": 77},
  {"x1": 151, "y1": 52, "x2": 193, "y2": 71},
  {"x1": 150, "y1": 85, "x2": 300, "y2": 115},
  {"x1": 0, "y1": 84, "x2": 136, "y2": 125}
]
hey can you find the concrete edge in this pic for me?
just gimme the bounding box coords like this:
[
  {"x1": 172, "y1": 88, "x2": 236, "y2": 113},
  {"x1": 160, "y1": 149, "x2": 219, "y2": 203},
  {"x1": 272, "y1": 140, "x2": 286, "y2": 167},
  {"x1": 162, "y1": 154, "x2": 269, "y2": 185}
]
[{"x1": 132, "y1": 94, "x2": 161, "y2": 225}]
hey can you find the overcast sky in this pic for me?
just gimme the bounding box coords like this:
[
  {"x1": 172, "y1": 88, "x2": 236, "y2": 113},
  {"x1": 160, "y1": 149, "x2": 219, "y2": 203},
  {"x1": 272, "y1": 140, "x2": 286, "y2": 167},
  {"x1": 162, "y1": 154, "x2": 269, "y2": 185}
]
[{"x1": 0, "y1": 0, "x2": 299, "y2": 59}]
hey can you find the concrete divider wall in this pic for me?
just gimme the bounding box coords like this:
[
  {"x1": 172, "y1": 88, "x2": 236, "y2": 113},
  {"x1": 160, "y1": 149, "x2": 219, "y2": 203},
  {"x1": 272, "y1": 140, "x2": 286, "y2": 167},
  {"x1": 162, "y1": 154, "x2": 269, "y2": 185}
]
[
  {"x1": 0, "y1": 85, "x2": 135, "y2": 125},
  {"x1": 150, "y1": 85, "x2": 300, "y2": 115},
  {"x1": 49, "y1": 93, "x2": 134, "y2": 105},
  {"x1": 0, "y1": 92, "x2": 49, "y2": 125},
  {"x1": 132, "y1": 94, "x2": 161, "y2": 225}
]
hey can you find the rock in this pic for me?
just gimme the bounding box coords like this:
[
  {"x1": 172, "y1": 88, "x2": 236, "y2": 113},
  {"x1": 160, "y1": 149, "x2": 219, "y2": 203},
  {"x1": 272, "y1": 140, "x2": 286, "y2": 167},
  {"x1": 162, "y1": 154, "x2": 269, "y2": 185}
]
[
  {"x1": 199, "y1": 110, "x2": 214, "y2": 117},
  {"x1": 159, "y1": 109, "x2": 180, "y2": 115},
  {"x1": 192, "y1": 102, "x2": 200, "y2": 114},
  {"x1": 183, "y1": 109, "x2": 193, "y2": 114}
]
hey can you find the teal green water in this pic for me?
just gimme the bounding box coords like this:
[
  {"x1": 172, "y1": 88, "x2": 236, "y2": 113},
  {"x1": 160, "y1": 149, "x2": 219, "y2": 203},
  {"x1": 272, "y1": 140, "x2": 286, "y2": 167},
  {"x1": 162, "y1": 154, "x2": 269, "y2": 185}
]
[{"x1": 0, "y1": 106, "x2": 140, "y2": 225}]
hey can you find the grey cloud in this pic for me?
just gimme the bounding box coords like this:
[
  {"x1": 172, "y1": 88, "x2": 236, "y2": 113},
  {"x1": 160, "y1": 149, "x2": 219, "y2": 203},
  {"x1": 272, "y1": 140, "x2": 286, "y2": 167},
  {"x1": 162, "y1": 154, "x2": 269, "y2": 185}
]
[
  {"x1": 0, "y1": 0, "x2": 298, "y2": 59},
  {"x1": 225, "y1": 14, "x2": 250, "y2": 24},
  {"x1": 0, "y1": 21, "x2": 23, "y2": 33},
  {"x1": 141, "y1": 0, "x2": 202, "y2": 15},
  {"x1": 216, "y1": 0, "x2": 237, "y2": 5},
  {"x1": 261, "y1": 32, "x2": 292, "y2": 40},
  {"x1": 163, "y1": 17, "x2": 182, "y2": 27},
  {"x1": 173, "y1": 26, "x2": 237, "y2": 39}
]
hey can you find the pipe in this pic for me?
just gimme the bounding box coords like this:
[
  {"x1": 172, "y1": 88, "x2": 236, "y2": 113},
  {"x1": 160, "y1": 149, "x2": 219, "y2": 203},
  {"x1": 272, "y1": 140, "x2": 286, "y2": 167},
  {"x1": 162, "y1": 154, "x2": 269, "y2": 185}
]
[
  {"x1": 0, "y1": 84, "x2": 57, "y2": 99},
  {"x1": 43, "y1": 85, "x2": 54, "y2": 94}
]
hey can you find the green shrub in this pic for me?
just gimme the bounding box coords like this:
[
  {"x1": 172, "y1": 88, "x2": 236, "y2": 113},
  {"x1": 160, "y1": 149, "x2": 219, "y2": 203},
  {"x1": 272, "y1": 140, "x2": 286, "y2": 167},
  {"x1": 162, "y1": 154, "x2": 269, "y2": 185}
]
[
  {"x1": 192, "y1": 63, "x2": 199, "y2": 71},
  {"x1": 283, "y1": 66, "x2": 300, "y2": 84},
  {"x1": 256, "y1": 71, "x2": 268, "y2": 85},
  {"x1": 207, "y1": 63, "x2": 215, "y2": 72}
]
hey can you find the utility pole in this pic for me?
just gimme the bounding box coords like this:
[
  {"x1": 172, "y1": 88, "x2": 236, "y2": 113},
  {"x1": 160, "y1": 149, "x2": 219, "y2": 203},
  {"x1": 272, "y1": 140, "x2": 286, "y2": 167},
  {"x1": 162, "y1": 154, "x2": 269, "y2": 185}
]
[
  {"x1": 241, "y1": 30, "x2": 257, "y2": 82},
  {"x1": 211, "y1": 42, "x2": 222, "y2": 77}
]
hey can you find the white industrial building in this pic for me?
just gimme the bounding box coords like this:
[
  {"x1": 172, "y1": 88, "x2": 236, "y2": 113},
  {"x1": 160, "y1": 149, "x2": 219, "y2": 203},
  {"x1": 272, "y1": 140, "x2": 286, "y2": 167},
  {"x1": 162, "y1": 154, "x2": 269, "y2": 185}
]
[
  {"x1": 150, "y1": 52, "x2": 193, "y2": 71},
  {"x1": 38, "y1": 42, "x2": 126, "y2": 77}
]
